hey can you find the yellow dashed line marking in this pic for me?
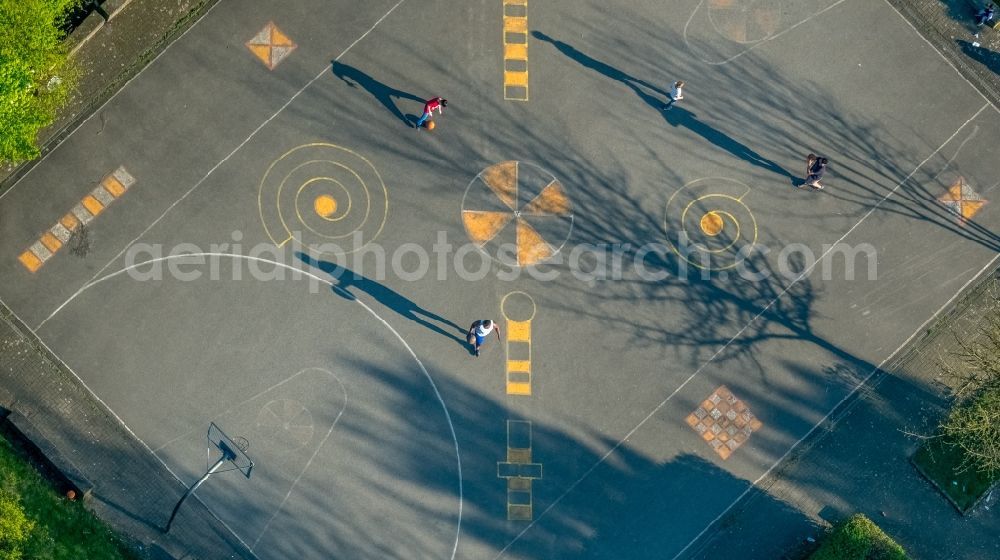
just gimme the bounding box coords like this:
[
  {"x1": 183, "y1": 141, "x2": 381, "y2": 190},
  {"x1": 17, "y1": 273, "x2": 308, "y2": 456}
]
[
  {"x1": 60, "y1": 213, "x2": 80, "y2": 231},
  {"x1": 504, "y1": 42, "x2": 527, "y2": 60},
  {"x1": 18, "y1": 166, "x2": 135, "y2": 273},
  {"x1": 102, "y1": 175, "x2": 127, "y2": 197},
  {"x1": 18, "y1": 251, "x2": 42, "y2": 273},
  {"x1": 501, "y1": 291, "x2": 536, "y2": 395},
  {"x1": 39, "y1": 232, "x2": 62, "y2": 253},
  {"x1": 81, "y1": 195, "x2": 105, "y2": 217},
  {"x1": 504, "y1": 16, "x2": 527, "y2": 34},
  {"x1": 502, "y1": 0, "x2": 529, "y2": 101}
]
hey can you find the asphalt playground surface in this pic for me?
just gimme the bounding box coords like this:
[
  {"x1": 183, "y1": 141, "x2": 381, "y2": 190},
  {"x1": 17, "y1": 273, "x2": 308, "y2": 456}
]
[{"x1": 1, "y1": 0, "x2": 999, "y2": 558}]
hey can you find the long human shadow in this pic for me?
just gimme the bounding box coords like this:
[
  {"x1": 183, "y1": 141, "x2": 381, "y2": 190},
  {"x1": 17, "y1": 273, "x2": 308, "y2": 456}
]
[
  {"x1": 533, "y1": 31, "x2": 793, "y2": 181},
  {"x1": 296, "y1": 252, "x2": 466, "y2": 345},
  {"x1": 958, "y1": 39, "x2": 1000, "y2": 75},
  {"x1": 532, "y1": 30, "x2": 670, "y2": 111},
  {"x1": 330, "y1": 61, "x2": 424, "y2": 127},
  {"x1": 663, "y1": 105, "x2": 794, "y2": 180}
]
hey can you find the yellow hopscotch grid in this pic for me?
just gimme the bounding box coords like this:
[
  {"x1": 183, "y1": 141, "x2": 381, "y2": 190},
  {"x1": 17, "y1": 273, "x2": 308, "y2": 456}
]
[
  {"x1": 497, "y1": 420, "x2": 542, "y2": 520},
  {"x1": 503, "y1": 0, "x2": 529, "y2": 101},
  {"x1": 18, "y1": 166, "x2": 135, "y2": 273},
  {"x1": 505, "y1": 319, "x2": 532, "y2": 395}
]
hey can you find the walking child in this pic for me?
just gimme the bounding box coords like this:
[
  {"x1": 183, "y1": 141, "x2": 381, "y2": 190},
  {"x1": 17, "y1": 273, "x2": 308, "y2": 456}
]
[
  {"x1": 663, "y1": 80, "x2": 684, "y2": 110},
  {"x1": 416, "y1": 97, "x2": 448, "y2": 129},
  {"x1": 466, "y1": 319, "x2": 501, "y2": 357},
  {"x1": 802, "y1": 155, "x2": 829, "y2": 190}
]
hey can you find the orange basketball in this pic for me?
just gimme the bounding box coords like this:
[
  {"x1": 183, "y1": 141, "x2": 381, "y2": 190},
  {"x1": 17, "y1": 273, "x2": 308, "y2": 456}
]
[{"x1": 426, "y1": 120, "x2": 436, "y2": 130}]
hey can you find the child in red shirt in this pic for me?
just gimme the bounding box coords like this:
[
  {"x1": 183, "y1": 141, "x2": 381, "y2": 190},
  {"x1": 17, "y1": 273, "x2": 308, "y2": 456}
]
[{"x1": 416, "y1": 97, "x2": 447, "y2": 128}]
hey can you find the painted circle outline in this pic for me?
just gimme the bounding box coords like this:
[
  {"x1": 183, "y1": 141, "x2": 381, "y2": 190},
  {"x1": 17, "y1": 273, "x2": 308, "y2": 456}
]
[
  {"x1": 460, "y1": 160, "x2": 575, "y2": 268},
  {"x1": 258, "y1": 143, "x2": 388, "y2": 254},
  {"x1": 681, "y1": 200, "x2": 742, "y2": 254},
  {"x1": 501, "y1": 291, "x2": 536, "y2": 322},
  {"x1": 296, "y1": 177, "x2": 353, "y2": 223},
  {"x1": 283, "y1": 160, "x2": 370, "y2": 240},
  {"x1": 664, "y1": 178, "x2": 758, "y2": 271},
  {"x1": 256, "y1": 398, "x2": 316, "y2": 450}
]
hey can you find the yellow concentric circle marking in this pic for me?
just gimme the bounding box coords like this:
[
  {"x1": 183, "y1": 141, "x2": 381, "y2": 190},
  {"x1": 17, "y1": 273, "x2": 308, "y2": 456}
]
[
  {"x1": 700, "y1": 211, "x2": 724, "y2": 236},
  {"x1": 314, "y1": 195, "x2": 337, "y2": 218},
  {"x1": 664, "y1": 178, "x2": 758, "y2": 271},
  {"x1": 298, "y1": 177, "x2": 352, "y2": 223},
  {"x1": 258, "y1": 144, "x2": 387, "y2": 254}
]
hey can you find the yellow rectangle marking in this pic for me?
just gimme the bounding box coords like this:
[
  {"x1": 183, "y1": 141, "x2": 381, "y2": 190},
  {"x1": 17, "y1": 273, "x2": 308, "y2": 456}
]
[
  {"x1": 504, "y1": 42, "x2": 528, "y2": 60},
  {"x1": 81, "y1": 195, "x2": 105, "y2": 216},
  {"x1": 506, "y1": 360, "x2": 531, "y2": 373},
  {"x1": 504, "y1": 71, "x2": 529, "y2": 86},
  {"x1": 507, "y1": 382, "x2": 532, "y2": 396},
  {"x1": 18, "y1": 251, "x2": 43, "y2": 273},
  {"x1": 102, "y1": 175, "x2": 127, "y2": 197},
  {"x1": 40, "y1": 232, "x2": 62, "y2": 253},
  {"x1": 507, "y1": 320, "x2": 530, "y2": 341},
  {"x1": 504, "y1": 0, "x2": 528, "y2": 5},
  {"x1": 504, "y1": 16, "x2": 527, "y2": 33},
  {"x1": 60, "y1": 213, "x2": 79, "y2": 230}
]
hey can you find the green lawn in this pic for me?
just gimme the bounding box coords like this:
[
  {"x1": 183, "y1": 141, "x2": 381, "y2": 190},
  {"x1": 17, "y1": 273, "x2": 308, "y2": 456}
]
[
  {"x1": 913, "y1": 434, "x2": 998, "y2": 512},
  {"x1": 809, "y1": 514, "x2": 909, "y2": 560},
  {"x1": 0, "y1": 429, "x2": 138, "y2": 560}
]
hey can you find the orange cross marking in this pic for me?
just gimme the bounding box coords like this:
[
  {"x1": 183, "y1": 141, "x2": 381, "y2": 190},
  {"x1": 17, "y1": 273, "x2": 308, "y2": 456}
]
[{"x1": 939, "y1": 177, "x2": 987, "y2": 224}]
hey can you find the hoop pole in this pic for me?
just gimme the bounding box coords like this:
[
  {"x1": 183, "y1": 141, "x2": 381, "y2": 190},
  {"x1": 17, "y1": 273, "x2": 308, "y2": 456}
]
[{"x1": 163, "y1": 455, "x2": 228, "y2": 533}]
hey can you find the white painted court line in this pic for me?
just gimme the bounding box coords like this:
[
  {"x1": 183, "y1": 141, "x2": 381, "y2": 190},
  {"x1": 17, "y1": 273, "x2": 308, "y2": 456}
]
[
  {"x1": 671, "y1": 250, "x2": 1000, "y2": 560},
  {"x1": 37, "y1": 0, "x2": 411, "y2": 332},
  {"x1": 682, "y1": 0, "x2": 849, "y2": 66},
  {"x1": 0, "y1": 291, "x2": 260, "y2": 556},
  {"x1": 34, "y1": 253, "x2": 464, "y2": 560},
  {"x1": 882, "y1": 0, "x2": 1000, "y2": 114},
  {"x1": 493, "y1": 103, "x2": 992, "y2": 559}
]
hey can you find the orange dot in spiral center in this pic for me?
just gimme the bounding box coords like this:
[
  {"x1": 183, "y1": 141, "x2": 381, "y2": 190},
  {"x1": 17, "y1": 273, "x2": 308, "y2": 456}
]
[
  {"x1": 700, "y1": 211, "x2": 724, "y2": 236},
  {"x1": 314, "y1": 195, "x2": 337, "y2": 218}
]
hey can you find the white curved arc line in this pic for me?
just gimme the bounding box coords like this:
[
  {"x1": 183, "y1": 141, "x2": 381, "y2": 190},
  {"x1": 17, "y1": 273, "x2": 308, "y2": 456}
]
[
  {"x1": 683, "y1": 0, "x2": 849, "y2": 66},
  {"x1": 37, "y1": 253, "x2": 463, "y2": 560},
  {"x1": 56, "y1": 0, "x2": 407, "y2": 324}
]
